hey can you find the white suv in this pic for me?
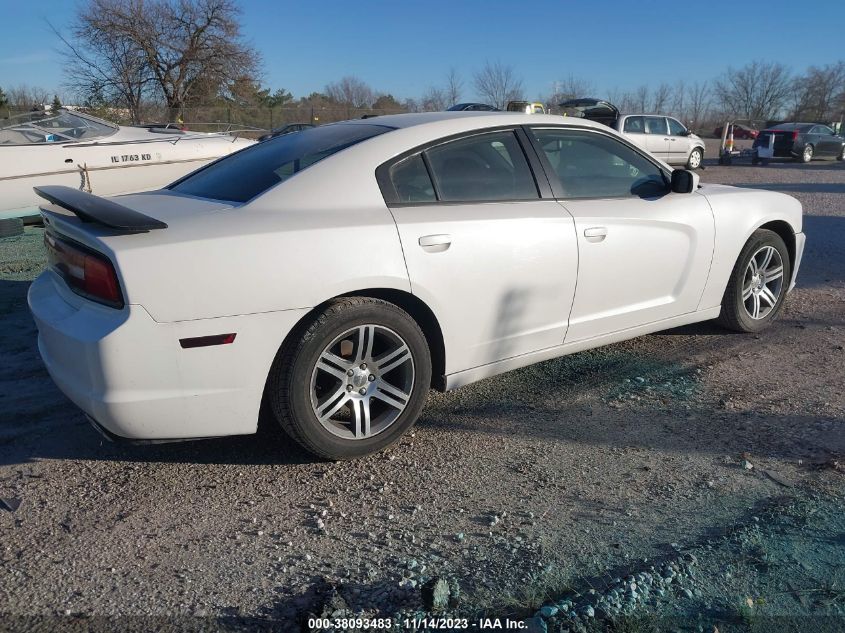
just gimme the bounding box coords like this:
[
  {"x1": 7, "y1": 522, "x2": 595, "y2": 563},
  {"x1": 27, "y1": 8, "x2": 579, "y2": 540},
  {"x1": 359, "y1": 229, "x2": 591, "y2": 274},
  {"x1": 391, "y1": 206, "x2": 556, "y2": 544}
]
[{"x1": 617, "y1": 115, "x2": 705, "y2": 169}]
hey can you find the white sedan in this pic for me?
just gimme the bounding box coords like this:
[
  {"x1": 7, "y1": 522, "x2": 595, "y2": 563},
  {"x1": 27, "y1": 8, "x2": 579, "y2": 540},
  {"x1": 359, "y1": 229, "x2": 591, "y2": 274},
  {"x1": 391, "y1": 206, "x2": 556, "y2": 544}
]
[{"x1": 29, "y1": 112, "x2": 805, "y2": 459}]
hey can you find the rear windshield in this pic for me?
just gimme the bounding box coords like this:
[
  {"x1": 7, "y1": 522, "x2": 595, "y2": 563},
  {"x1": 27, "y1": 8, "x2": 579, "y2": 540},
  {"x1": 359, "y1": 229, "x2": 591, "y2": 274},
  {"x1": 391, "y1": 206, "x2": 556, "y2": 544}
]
[{"x1": 170, "y1": 123, "x2": 392, "y2": 203}]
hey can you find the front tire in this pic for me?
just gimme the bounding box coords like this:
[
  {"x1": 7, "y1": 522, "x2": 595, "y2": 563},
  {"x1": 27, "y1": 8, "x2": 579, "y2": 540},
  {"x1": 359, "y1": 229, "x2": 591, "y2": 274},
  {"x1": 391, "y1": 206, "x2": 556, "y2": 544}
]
[
  {"x1": 686, "y1": 147, "x2": 703, "y2": 170},
  {"x1": 717, "y1": 229, "x2": 791, "y2": 333},
  {"x1": 268, "y1": 297, "x2": 431, "y2": 460}
]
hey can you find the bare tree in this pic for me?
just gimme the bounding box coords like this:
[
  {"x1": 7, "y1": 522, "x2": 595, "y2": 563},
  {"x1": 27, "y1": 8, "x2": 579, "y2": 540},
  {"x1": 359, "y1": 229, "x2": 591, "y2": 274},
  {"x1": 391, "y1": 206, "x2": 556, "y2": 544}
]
[
  {"x1": 445, "y1": 68, "x2": 462, "y2": 106},
  {"x1": 651, "y1": 83, "x2": 671, "y2": 114},
  {"x1": 52, "y1": 6, "x2": 154, "y2": 123},
  {"x1": 420, "y1": 86, "x2": 447, "y2": 112},
  {"x1": 686, "y1": 81, "x2": 711, "y2": 130},
  {"x1": 473, "y1": 61, "x2": 523, "y2": 109},
  {"x1": 402, "y1": 97, "x2": 421, "y2": 113},
  {"x1": 560, "y1": 75, "x2": 594, "y2": 100},
  {"x1": 325, "y1": 76, "x2": 375, "y2": 110},
  {"x1": 715, "y1": 61, "x2": 792, "y2": 120},
  {"x1": 546, "y1": 75, "x2": 594, "y2": 109},
  {"x1": 61, "y1": 0, "x2": 261, "y2": 122},
  {"x1": 633, "y1": 85, "x2": 649, "y2": 113},
  {"x1": 7, "y1": 84, "x2": 51, "y2": 110},
  {"x1": 791, "y1": 62, "x2": 845, "y2": 121}
]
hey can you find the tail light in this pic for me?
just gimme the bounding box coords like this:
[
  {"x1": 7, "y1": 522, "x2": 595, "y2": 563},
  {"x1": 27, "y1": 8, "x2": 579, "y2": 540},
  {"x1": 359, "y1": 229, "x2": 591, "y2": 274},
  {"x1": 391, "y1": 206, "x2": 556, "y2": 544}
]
[
  {"x1": 792, "y1": 130, "x2": 799, "y2": 140},
  {"x1": 44, "y1": 231, "x2": 124, "y2": 308}
]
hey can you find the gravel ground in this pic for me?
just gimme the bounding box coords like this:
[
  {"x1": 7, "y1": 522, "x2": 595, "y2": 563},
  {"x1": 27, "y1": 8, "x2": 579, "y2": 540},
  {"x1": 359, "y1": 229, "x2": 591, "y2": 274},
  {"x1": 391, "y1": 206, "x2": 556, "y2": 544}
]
[{"x1": 0, "y1": 156, "x2": 843, "y2": 632}]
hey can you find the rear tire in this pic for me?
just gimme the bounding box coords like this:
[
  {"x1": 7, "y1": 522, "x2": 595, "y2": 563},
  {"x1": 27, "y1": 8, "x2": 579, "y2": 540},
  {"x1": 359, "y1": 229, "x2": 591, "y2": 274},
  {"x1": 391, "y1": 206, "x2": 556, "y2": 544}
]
[
  {"x1": 797, "y1": 144, "x2": 814, "y2": 163},
  {"x1": 0, "y1": 218, "x2": 24, "y2": 238},
  {"x1": 717, "y1": 229, "x2": 791, "y2": 333},
  {"x1": 267, "y1": 297, "x2": 431, "y2": 460}
]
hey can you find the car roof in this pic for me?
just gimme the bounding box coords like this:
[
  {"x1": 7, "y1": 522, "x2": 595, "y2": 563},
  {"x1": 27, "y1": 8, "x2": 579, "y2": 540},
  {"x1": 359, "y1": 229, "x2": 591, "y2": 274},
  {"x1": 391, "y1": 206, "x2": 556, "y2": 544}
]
[
  {"x1": 768, "y1": 122, "x2": 815, "y2": 130},
  {"x1": 340, "y1": 110, "x2": 608, "y2": 131}
]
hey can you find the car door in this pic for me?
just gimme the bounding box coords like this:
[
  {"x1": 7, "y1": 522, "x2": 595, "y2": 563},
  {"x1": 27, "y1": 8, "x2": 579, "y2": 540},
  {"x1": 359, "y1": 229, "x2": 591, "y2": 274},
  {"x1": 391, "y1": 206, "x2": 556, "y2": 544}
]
[
  {"x1": 643, "y1": 116, "x2": 670, "y2": 161},
  {"x1": 812, "y1": 125, "x2": 839, "y2": 156},
  {"x1": 380, "y1": 129, "x2": 579, "y2": 374},
  {"x1": 527, "y1": 126, "x2": 715, "y2": 343},
  {"x1": 666, "y1": 117, "x2": 691, "y2": 165}
]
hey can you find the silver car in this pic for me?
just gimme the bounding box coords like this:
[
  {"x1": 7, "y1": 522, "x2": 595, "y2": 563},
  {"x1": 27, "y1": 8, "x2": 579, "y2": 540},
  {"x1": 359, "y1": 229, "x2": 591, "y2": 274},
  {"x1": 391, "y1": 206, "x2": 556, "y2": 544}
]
[{"x1": 617, "y1": 114, "x2": 705, "y2": 169}]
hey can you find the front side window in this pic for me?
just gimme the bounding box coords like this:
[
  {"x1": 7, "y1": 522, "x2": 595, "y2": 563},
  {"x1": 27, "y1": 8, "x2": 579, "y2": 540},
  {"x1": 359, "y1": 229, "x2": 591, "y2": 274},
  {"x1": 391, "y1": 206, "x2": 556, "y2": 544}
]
[
  {"x1": 171, "y1": 123, "x2": 392, "y2": 203},
  {"x1": 532, "y1": 128, "x2": 668, "y2": 199},
  {"x1": 623, "y1": 116, "x2": 644, "y2": 133},
  {"x1": 644, "y1": 117, "x2": 668, "y2": 135},
  {"x1": 424, "y1": 131, "x2": 538, "y2": 202},
  {"x1": 667, "y1": 118, "x2": 686, "y2": 136}
]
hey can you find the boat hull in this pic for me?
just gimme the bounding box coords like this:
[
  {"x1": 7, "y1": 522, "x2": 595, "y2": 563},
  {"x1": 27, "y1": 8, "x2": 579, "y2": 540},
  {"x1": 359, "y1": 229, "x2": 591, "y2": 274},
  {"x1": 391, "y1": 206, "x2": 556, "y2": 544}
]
[{"x1": 0, "y1": 136, "x2": 253, "y2": 220}]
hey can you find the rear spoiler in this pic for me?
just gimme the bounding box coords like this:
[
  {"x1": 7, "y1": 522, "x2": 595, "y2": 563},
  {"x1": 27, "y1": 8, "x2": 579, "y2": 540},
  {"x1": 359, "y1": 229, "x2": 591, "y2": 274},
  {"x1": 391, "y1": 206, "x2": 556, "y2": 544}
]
[{"x1": 33, "y1": 185, "x2": 167, "y2": 233}]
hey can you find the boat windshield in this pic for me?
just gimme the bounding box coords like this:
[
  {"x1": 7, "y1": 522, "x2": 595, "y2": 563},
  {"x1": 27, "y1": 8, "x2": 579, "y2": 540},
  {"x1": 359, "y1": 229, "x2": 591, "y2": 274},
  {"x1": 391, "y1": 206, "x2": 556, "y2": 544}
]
[{"x1": 0, "y1": 110, "x2": 118, "y2": 145}]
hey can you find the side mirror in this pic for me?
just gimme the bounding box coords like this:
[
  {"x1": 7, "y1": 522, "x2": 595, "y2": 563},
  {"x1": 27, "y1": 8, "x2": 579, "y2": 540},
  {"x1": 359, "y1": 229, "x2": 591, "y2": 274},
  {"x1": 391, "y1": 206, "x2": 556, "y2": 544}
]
[{"x1": 671, "y1": 169, "x2": 699, "y2": 193}]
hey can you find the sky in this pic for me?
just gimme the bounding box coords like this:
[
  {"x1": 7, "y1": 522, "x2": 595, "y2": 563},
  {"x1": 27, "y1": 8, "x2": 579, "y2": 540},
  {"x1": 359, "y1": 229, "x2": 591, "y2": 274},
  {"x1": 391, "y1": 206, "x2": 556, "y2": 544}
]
[{"x1": 0, "y1": 0, "x2": 842, "y2": 103}]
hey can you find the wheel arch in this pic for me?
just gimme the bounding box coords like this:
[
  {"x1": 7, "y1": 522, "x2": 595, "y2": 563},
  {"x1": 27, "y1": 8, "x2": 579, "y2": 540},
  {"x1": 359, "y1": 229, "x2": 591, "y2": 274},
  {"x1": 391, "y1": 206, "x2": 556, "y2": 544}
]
[
  {"x1": 757, "y1": 220, "x2": 796, "y2": 274},
  {"x1": 269, "y1": 288, "x2": 447, "y2": 392}
]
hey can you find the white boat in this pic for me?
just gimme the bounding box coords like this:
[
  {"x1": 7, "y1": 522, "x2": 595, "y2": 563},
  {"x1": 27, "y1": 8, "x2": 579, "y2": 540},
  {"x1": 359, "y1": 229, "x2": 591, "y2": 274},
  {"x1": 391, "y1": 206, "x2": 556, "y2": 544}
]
[{"x1": 0, "y1": 109, "x2": 255, "y2": 220}]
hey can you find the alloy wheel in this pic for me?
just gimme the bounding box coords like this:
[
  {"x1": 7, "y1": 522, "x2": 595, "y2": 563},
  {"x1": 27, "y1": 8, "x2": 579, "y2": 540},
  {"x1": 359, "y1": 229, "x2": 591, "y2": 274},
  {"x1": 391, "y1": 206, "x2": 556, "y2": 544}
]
[
  {"x1": 803, "y1": 145, "x2": 813, "y2": 162},
  {"x1": 688, "y1": 149, "x2": 702, "y2": 169},
  {"x1": 742, "y1": 246, "x2": 784, "y2": 320},
  {"x1": 310, "y1": 324, "x2": 415, "y2": 440}
]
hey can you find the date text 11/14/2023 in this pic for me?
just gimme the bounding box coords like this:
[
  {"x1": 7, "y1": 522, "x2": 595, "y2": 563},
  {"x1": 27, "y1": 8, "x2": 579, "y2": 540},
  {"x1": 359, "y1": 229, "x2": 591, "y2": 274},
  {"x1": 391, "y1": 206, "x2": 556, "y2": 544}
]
[{"x1": 307, "y1": 617, "x2": 527, "y2": 630}]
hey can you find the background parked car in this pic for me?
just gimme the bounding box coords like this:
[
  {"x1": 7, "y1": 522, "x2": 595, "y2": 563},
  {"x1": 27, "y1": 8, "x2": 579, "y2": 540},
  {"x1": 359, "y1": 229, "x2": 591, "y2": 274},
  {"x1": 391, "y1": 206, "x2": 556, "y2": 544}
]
[
  {"x1": 713, "y1": 124, "x2": 759, "y2": 139},
  {"x1": 558, "y1": 98, "x2": 705, "y2": 169},
  {"x1": 446, "y1": 103, "x2": 499, "y2": 111},
  {"x1": 617, "y1": 115, "x2": 705, "y2": 169},
  {"x1": 506, "y1": 101, "x2": 546, "y2": 114},
  {"x1": 258, "y1": 122, "x2": 315, "y2": 142},
  {"x1": 753, "y1": 123, "x2": 845, "y2": 163}
]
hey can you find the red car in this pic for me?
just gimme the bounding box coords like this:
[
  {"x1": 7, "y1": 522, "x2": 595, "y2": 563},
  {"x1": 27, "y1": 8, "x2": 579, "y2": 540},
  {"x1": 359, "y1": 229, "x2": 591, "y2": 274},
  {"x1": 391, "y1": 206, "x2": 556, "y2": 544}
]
[{"x1": 713, "y1": 124, "x2": 759, "y2": 140}]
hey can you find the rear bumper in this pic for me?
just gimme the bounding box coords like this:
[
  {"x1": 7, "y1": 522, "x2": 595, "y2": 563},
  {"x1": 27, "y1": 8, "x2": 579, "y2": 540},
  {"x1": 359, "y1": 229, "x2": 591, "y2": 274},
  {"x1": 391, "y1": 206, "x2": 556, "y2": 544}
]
[{"x1": 29, "y1": 271, "x2": 307, "y2": 440}]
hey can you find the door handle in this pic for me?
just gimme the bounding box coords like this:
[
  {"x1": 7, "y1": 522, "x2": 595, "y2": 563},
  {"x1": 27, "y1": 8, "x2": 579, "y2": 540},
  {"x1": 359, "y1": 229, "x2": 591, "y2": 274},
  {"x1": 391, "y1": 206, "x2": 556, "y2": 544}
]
[
  {"x1": 419, "y1": 234, "x2": 452, "y2": 252},
  {"x1": 584, "y1": 227, "x2": 607, "y2": 242}
]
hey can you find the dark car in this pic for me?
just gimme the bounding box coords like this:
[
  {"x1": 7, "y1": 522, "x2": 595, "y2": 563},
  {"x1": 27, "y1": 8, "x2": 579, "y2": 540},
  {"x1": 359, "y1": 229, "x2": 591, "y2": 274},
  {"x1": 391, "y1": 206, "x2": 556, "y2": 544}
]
[
  {"x1": 558, "y1": 98, "x2": 620, "y2": 127},
  {"x1": 258, "y1": 123, "x2": 315, "y2": 142},
  {"x1": 753, "y1": 122, "x2": 845, "y2": 163},
  {"x1": 713, "y1": 124, "x2": 759, "y2": 140},
  {"x1": 446, "y1": 103, "x2": 499, "y2": 112}
]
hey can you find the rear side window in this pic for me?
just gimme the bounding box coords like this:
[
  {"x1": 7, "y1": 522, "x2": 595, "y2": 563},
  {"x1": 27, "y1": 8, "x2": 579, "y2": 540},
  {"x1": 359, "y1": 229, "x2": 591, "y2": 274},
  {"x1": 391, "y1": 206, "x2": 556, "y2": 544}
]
[
  {"x1": 390, "y1": 154, "x2": 435, "y2": 203},
  {"x1": 171, "y1": 123, "x2": 392, "y2": 203},
  {"x1": 425, "y1": 131, "x2": 538, "y2": 202},
  {"x1": 644, "y1": 117, "x2": 667, "y2": 135}
]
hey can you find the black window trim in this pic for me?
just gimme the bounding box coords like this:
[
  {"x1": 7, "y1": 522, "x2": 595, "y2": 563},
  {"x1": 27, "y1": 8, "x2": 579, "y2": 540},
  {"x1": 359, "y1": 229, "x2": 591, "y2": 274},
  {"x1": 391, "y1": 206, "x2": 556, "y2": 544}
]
[
  {"x1": 375, "y1": 125, "x2": 553, "y2": 207},
  {"x1": 523, "y1": 124, "x2": 672, "y2": 201}
]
